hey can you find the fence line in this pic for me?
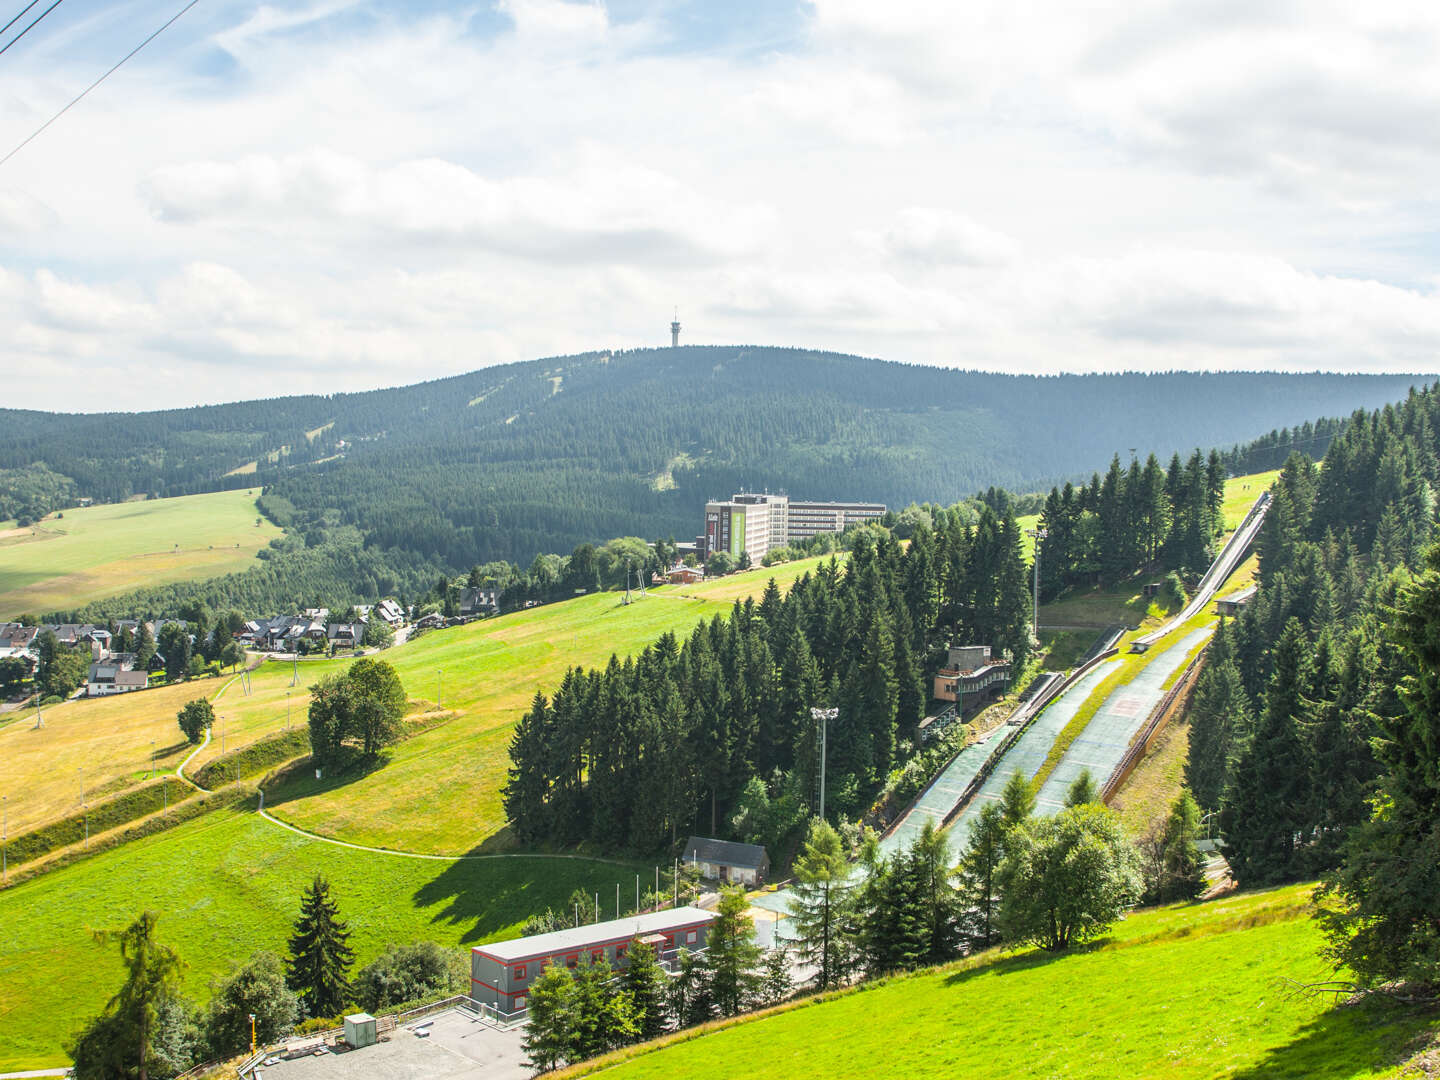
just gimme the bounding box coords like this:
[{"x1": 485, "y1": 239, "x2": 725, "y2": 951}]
[{"x1": 1102, "y1": 646, "x2": 1209, "y2": 803}]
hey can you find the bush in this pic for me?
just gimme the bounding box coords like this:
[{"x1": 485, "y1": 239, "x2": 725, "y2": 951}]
[
  {"x1": 1159, "y1": 571, "x2": 1188, "y2": 611},
  {"x1": 206, "y1": 951, "x2": 300, "y2": 1057},
  {"x1": 353, "y1": 942, "x2": 466, "y2": 1013}
]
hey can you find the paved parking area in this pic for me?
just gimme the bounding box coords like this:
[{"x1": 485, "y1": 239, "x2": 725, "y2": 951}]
[{"x1": 253, "y1": 1010, "x2": 529, "y2": 1080}]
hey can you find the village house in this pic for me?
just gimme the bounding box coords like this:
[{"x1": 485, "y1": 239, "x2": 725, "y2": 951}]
[
  {"x1": 683, "y1": 836, "x2": 771, "y2": 886},
  {"x1": 459, "y1": 587, "x2": 499, "y2": 617},
  {"x1": 87, "y1": 653, "x2": 148, "y2": 696}
]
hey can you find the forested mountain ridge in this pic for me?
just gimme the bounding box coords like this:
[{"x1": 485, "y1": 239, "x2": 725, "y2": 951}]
[{"x1": 0, "y1": 347, "x2": 1425, "y2": 568}]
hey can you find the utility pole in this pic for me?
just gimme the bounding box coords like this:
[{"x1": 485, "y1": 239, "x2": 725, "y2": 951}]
[
  {"x1": 1025, "y1": 527, "x2": 1049, "y2": 635},
  {"x1": 810, "y1": 707, "x2": 837, "y2": 821}
]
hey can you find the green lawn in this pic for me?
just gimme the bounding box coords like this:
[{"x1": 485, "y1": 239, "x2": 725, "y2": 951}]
[
  {"x1": 263, "y1": 556, "x2": 840, "y2": 855},
  {"x1": 0, "y1": 490, "x2": 281, "y2": 618},
  {"x1": 567, "y1": 885, "x2": 1436, "y2": 1080},
  {"x1": 0, "y1": 806, "x2": 648, "y2": 1070}
]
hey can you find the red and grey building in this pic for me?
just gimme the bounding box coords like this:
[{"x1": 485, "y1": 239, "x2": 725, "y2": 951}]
[{"x1": 469, "y1": 906, "x2": 717, "y2": 1014}]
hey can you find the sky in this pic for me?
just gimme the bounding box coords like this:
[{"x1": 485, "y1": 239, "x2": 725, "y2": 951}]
[{"x1": 3, "y1": 0, "x2": 1440, "y2": 411}]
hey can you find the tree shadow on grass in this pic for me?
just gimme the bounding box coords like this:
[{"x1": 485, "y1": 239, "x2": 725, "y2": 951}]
[
  {"x1": 942, "y1": 936, "x2": 1117, "y2": 987},
  {"x1": 411, "y1": 839, "x2": 646, "y2": 945},
  {"x1": 259, "y1": 752, "x2": 392, "y2": 808},
  {"x1": 1223, "y1": 996, "x2": 1437, "y2": 1080}
]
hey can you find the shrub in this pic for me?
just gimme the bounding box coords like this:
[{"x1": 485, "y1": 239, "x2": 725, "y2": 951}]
[{"x1": 353, "y1": 942, "x2": 466, "y2": 1013}]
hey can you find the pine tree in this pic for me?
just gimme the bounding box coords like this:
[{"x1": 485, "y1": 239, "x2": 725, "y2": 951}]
[
  {"x1": 621, "y1": 937, "x2": 670, "y2": 1041},
  {"x1": 787, "y1": 819, "x2": 855, "y2": 990},
  {"x1": 1184, "y1": 624, "x2": 1251, "y2": 812},
  {"x1": 1221, "y1": 619, "x2": 1312, "y2": 886},
  {"x1": 522, "y1": 964, "x2": 578, "y2": 1072},
  {"x1": 1064, "y1": 769, "x2": 1099, "y2": 807},
  {"x1": 956, "y1": 802, "x2": 1008, "y2": 950},
  {"x1": 286, "y1": 875, "x2": 355, "y2": 1018},
  {"x1": 759, "y1": 947, "x2": 792, "y2": 1007},
  {"x1": 706, "y1": 885, "x2": 763, "y2": 1016},
  {"x1": 998, "y1": 769, "x2": 1036, "y2": 829},
  {"x1": 1321, "y1": 544, "x2": 1440, "y2": 989}
]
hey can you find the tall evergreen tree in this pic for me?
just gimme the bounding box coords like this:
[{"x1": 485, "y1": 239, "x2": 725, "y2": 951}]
[
  {"x1": 788, "y1": 819, "x2": 855, "y2": 990},
  {"x1": 286, "y1": 875, "x2": 355, "y2": 1018},
  {"x1": 1185, "y1": 623, "x2": 1252, "y2": 812},
  {"x1": 706, "y1": 885, "x2": 763, "y2": 1017}
]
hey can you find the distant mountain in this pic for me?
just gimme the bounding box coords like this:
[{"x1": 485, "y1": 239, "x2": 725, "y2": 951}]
[{"x1": 0, "y1": 347, "x2": 1427, "y2": 567}]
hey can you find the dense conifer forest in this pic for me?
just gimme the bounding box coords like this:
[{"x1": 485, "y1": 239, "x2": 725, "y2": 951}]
[
  {"x1": 502, "y1": 507, "x2": 1033, "y2": 851},
  {"x1": 1184, "y1": 388, "x2": 1440, "y2": 887}
]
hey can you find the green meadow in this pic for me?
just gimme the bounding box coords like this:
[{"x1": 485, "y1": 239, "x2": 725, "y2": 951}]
[
  {"x1": 565, "y1": 884, "x2": 1437, "y2": 1080},
  {"x1": 265, "y1": 555, "x2": 842, "y2": 854},
  {"x1": 0, "y1": 806, "x2": 646, "y2": 1070},
  {"x1": 0, "y1": 490, "x2": 281, "y2": 619}
]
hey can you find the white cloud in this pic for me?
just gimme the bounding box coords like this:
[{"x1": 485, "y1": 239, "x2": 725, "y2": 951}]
[{"x1": 1, "y1": 0, "x2": 1439, "y2": 410}]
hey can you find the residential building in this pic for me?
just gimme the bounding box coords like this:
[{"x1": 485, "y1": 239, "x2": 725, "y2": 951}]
[
  {"x1": 87, "y1": 654, "x2": 148, "y2": 696},
  {"x1": 326, "y1": 623, "x2": 361, "y2": 649},
  {"x1": 375, "y1": 599, "x2": 406, "y2": 627},
  {"x1": 932, "y1": 644, "x2": 1011, "y2": 713},
  {"x1": 459, "y1": 588, "x2": 498, "y2": 617},
  {"x1": 701, "y1": 493, "x2": 886, "y2": 561},
  {"x1": 470, "y1": 906, "x2": 716, "y2": 1015},
  {"x1": 683, "y1": 837, "x2": 770, "y2": 886}
]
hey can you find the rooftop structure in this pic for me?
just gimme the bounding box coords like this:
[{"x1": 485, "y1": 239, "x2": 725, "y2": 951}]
[{"x1": 932, "y1": 644, "x2": 1011, "y2": 712}]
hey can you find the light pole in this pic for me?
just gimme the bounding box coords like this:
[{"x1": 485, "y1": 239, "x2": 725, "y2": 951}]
[
  {"x1": 249, "y1": 1012, "x2": 256, "y2": 1054},
  {"x1": 810, "y1": 707, "x2": 837, "y2": 821},
  {"x1": 1025, "y1": 526, "x2": 1049, "y2": 634}
]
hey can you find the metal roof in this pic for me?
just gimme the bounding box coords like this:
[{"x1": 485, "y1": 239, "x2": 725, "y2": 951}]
[
  {"x1": 474, "y1": 906, "x2": 716, "y2": 962},
  {"x1": 683, "y1": 836, "x2": 769, "y2": 868}
]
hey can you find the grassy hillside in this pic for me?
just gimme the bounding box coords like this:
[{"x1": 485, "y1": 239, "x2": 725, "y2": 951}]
[
  {"x1": 0, "y1": 489, "x2": 280, "y2": 618},
  {"x1": 566, "y1": 885, "x2": 1436, "y2": 1080},
  {"x1": 0, "y1": 556, "x2": 835, "y2": 846},
  {"x1": 264, "y1": 555, "x2": 841, "y2": 854},
  {"x1": 0, "y1": 806, "x2": 648, "y2": 1070}
]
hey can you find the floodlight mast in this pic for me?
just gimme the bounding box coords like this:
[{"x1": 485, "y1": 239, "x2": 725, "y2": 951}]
[{"x1": 1025, "y1": 526, "x2": 1049, "y2": 634}]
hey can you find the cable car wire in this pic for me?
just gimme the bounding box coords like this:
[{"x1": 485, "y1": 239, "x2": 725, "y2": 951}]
[{"x1": 0, "y1": 0, "x2": 65, "y2": 58}]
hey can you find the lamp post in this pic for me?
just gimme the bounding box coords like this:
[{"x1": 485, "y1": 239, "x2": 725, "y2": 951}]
[
  {"x1": 249, "y1": 1012, "x2": 256, "y2": 1054},
  {"x1": 1025, "y1": 526, "x2": 1049, "y2": 634},
  {"x1": 810, "y1": 707, "x2": 838, "y2": 821}
]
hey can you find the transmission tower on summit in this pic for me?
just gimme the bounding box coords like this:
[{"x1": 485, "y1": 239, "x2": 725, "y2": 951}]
[{"x1": 670, "y1": 309, "x2": 681, "y2": 348}]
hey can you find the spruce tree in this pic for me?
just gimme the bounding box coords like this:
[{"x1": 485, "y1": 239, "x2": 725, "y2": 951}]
[
  {"x1": 787, "y1": 819, "x2": 855, "y2": 990},
  {"x1": 286, "y1": 875, "x2": 355, "y2": 1018},
  {"x1": 1321, "y1": 544, "x2": 1440, "y2": 990},
  {"x1": 707, "y1": 885, "x2": 763, "y2": 1017},
  {"x1": 998, "y1": 769, "x2": 1036, "y2": 829},
  {"x1": 1184, "y1": 624, "x2": 1251, "y2": 811},
  {"x1": 1064, "y1": 769, "x2": 1099, "y2": 807},
  {"x1": 956, "y1": 802, "x2": 1008, "y2": 949},
  {"x1": 522, "y1": 964, "x2": 577, "y2": 1072},
  {"x1": 1221, "y1": 619, "x2": 1312, "y2": 886},
  {"x1": 621, "y1": 937, "x2": 670, "y2": 1041}
]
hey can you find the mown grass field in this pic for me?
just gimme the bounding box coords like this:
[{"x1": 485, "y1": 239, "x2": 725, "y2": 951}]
[
  {"x1": 0, "y1": 806, "x2": 647, "y2": 1070},
  {"x1": 0, "y1": 673, "x2": 239, "y2": 834},
  {"x1": 264, "y1": 555, "x2": 842, "y2": 854},
  {"x1": 565, "y1": 885, "x2": 1438, "y2": 1080},
  {"x1": 0, "y1": 489, "x2": 281, "y2": 619}
]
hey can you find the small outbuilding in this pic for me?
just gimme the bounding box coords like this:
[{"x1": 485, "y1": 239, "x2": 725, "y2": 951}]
[
  {"x1": 683, "y1": 836, "x2": 770, "y2": 886},
  {"x1": 343, "y1": 1013, "x2": 377, "y2": 1048},
  {"x1": 1215, "y1": 584, "x2": 1257, "y2": 617}
]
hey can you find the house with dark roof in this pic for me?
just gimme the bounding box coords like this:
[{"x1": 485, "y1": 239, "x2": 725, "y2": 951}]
[
  {"x1": 87, "y1": 654, "x2": 148, "y2": 696},
  {"x1": 459, "y1": 588, "x2": 498, "y2": 617},
  {"x1": 683, "y1": 836, "x2": 771, "y2": 886}
]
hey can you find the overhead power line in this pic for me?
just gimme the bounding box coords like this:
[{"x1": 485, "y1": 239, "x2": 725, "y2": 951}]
[
  {"x1": 0, "y1": 0, "x2": 63, "y2": 58},
  {"x1": 0, "y1": 0, "x2": 203, "y2": 169},
  {"x1": 0, "y1": 0, "x2": 42, "y2": 39}
]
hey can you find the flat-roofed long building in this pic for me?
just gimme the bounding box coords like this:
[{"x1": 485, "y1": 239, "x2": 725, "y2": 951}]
[
  {"x1": 470, "y1": 906, "x2": 717, "y2": 1015},
  {"x1": 702, "y1": 494, "x2": 885, "y2": 561}
]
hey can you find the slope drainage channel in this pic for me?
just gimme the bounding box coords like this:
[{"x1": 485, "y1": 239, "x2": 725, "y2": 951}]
[
  {"x1": 1034, "y1": 624, "x2": 1214, "y2": 813},
  {"x1": 946, "y1": 659, "x2": 1118, "y2": 848}
]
